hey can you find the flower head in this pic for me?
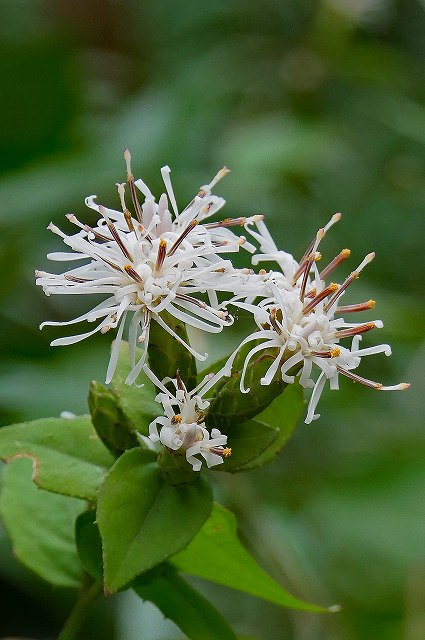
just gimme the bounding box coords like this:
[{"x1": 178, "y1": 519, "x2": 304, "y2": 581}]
[
  {"x1": 145, "y1": 367, "x2": 231, "y2": 472},
  {"x1": 224, "y1": 214, "x2": 409, "y2": 423},
  {"x1": 36, "y1": 151, "x2": 260, "y2": 384}
]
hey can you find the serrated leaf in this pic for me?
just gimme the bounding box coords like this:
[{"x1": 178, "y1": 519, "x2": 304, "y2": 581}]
[
  {"x1": 97, "y1": 448, "x2": 213, "y2": 592},
  {"x1": 133, "y1": 564, "x2": 236, "y2": 640},
  {"x1": 172, "y1": 503, "x2": 327, "y2": 612},
  {"x1": 75, "y1": 509, "x2": 103, "y2": 581},
  {"x1": 0, "y1": 415, "x2": 114, "y2": 500},
  {"x1": 0, "y1": 458, "x2": 83, "y2": 587},
  {"x1": 109, "y1": 341, "x2": 160, "y2": 436}
]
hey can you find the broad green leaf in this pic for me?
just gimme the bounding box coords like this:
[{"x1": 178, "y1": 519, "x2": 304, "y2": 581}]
[
  {"x1": 172, "y1": 503, "x2": 327, "y2": 612},
  {"x1": 75, "y1": 509, "x2": 103, "y2": 581},
  {"x1": 216, "y1": 383, "x2": 304, "y2": 473},
  {"x1": 236, "y1": 382, "x2": 304, "y2": 471},
  {"x1": 218, "y1": 419, "x2": 279, "y2": 472},
  {"x1": 133, "y1": 564, "x2": 236, "y2": 640},
  {"x1": 0, "y1": 458, "x2": 83, "y2": 588},
  {"x1": 88, "y1": 381, "x2": 140, "y2": 456},
  {"x1": 0, "y1": 415, "x2": 114, "y2": 500},
  {"x1": 148, "y1": 311, "x2": 197, "y2": 391},
  {"x1": 97, "y1": 448, "x2": 213, "y2": 592},
  {"x1": 109, "y1": 341, "x2": 160, "y2": 436}
]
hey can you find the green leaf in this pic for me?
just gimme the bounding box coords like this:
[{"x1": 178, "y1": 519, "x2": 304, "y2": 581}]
[
  {"x1": 133, "y1": 564, "x2": 236, "y2": 640},
  {"x1": 148, "y1": 311, "x2": 197, "y2": 391},
  {"x1": 236, "y1": 382, "x2": 304, "y2": 471},
  {"x1": 88, "y1": 380, "x2": 140, "y2": 456},
  {"x1": 97, "y1": 448, "x2": 213, "y2": 592},
  {"x1": 109, "y1": 341, "x2": 160, "y2": 436},
  {"x1": 75, "y1": 509, "x2": 103, "y2": 581},
  {"x1": 0, "y1": 458, "x2": 83, "y2": 588},
  {"x1": 218, "y1": 419, "x2": 279, "y2": 472},
  {"x1": 216, "y1": 383, "x2": 304, "y2": 473},
  {"x1": 0, "y1": 415, "x2": 114, "y2": 500},
  {"x1": 172, "y1": 503, "x2": 327, "y2": 612}
]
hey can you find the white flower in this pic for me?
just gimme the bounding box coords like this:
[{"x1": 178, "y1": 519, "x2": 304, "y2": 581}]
[
  {"x1": 145, "y1": 366, "x2": 231, "y2": 472},
  {"x1": 36, "y1": 150, "x2": 261, "y2": 385},
  {"x1": 223, "y1": 214, "x2": 409, "y2": 423}
]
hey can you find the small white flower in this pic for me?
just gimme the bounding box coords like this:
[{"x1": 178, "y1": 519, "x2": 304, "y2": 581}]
[
  {"x1": 36, "y1": 150, "x2": 260, "y2": 385},
  {"x1": 224, "y1": 214, "x2": 409, "y2": 423},
  {"x1": 185, "y1": 427, "x2": 230, "y2": 473},
  {"x1": 145, "y1": 366, "x2": 231, "y2": 472}
]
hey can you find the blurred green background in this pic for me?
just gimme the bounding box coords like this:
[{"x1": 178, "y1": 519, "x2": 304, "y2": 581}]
[{"x1": 0, "y1": 1, "x2": 424, "y2": 638}]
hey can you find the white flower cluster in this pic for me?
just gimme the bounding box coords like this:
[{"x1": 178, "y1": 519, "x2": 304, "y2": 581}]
[
  {"x1": 36, "y1": 150, "x2": 261, "y2": 385},
  {"x1": 36, "y1": 152, "x2": 409, "y2": 469},
  {"x1": 145, "y1": 367, "x2": 231, "y2": 472},
  {"x1": 222, "y1": 214, "x2": 409, "y2": 424}
]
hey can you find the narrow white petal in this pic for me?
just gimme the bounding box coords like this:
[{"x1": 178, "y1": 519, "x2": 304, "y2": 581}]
[
  {"x1": 105, "y1": 312, "x2": 128, "y2": 384},
  {"x1": 161, "y1": 166, "x2": 179, "y2": 216}
]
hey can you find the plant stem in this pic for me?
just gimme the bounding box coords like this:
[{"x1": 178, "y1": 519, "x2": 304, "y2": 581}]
[{"x1": 57, "y1": 578, "x2": 103, "y2": 640}]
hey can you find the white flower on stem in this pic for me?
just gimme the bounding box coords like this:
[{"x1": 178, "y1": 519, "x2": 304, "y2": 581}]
[
  {"x1": 145, "y1": 366, "x2": 231, "y2": 472},
  {"x1": 36, "y1": 150, "x2": 261, "y2": 385},
  {"x1": 223, "y1": 214, "x2": 409, "y2": 423}
]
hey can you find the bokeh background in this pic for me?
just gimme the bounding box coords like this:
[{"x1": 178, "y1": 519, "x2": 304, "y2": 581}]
[{"x1": 0, "y1": 1, "x2": 424, "y2": 639}]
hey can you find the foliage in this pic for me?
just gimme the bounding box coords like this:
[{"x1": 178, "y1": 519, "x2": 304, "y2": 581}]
[{"x1": 0, "y1": 1, "x2": 423, "y2": 639}]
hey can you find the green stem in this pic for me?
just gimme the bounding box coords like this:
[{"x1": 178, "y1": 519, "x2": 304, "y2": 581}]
[{"x1": 57, "y1": 578, "x2": 103, "y2": 640}]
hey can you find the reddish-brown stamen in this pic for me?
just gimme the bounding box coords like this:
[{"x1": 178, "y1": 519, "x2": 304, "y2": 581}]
[
  {"x1": 336, "y1": 366, "x2": 409, "y2": 392},
  {"x1": 269, "y1": 307, "x2": 282, "y2": 335},
  {"x1": 66, "y1": 214, "x2": 111, "y2": 242},
  {"x1": 105, "y1": 219, "x2": 133, "y2": 261},
  {"x1": 124, "y1": 264, "x2": 143, "y2": 283},
  {"x1": 311, "y1": 348, "x2": 341, "y2": 358},
  {"x1": 210, "y1": 447, "x2": 232, "y2": 458},
  {"x1": 336, "y1": 300, "x2": 376, "y2": 314},
  {"x1": 86, "y1": 226, "x2": 111, "y2": 242},
  {"x1": 299, "y1": 230, "x2": 323, "y2": 301},
  {"x1": 303, "y1": 283, "x2": 339, "y2": 314},
  {"x1": 292, "y1": 252, "x2": 321, "y2": 284},
  {"x1": 334, "y1": 322, "x2": 376, "y2": 339},
  {"x1": 175, "y1": 294, "x2": 207, "y2": 309},
  {"x1": 320, "y1": 249, "x2": 351, "y2": 280},
  {"x1": 124, "y1": 148, "x2": 143, "y2": 223},
  {"x1": 298, "y1": 213, "x2": 341, "y2": 266},
  {"x1": 336, "y1": 366, "x2": 382, "y2": 389},
  {"x1": 124, "y1": 209, "x2": 135, "y2": 233},
  {"x1": 95, "y1": 254, "x2": 122, "y2": 272},
  {"x1": 175, "y1": 370, "x2": 185, "y2": 392},
  {"x1": 167, "y1": 220, "x2": 198, "y2": 256},
  {"x1": 204, "y1": 217, "x2": 242, "y2": 229},
  {"x1": 155, "y1": 239, "x2": 167, "y2": 272},
  {"x1": 324, "y1": 271, "x2": 359, "y2": 311}
]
